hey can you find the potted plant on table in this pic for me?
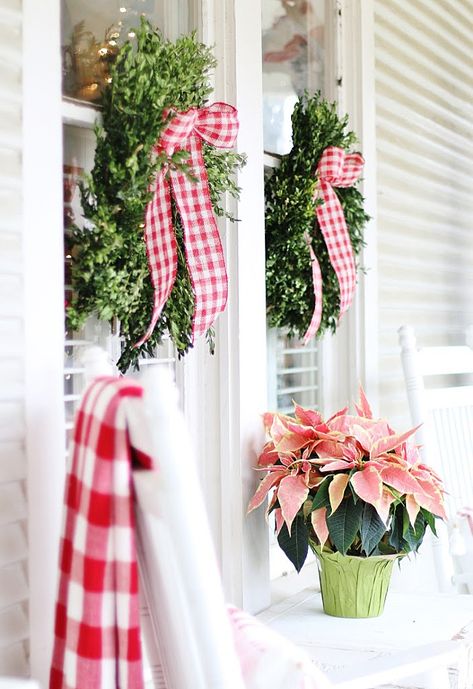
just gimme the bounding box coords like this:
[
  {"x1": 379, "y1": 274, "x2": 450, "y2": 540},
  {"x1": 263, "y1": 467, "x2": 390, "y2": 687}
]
[{"x1": 248, "y1": 388, "x2": 446, "y2": 618}]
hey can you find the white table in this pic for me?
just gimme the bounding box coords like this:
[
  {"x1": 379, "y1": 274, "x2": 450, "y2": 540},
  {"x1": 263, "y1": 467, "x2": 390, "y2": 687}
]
[{"x1": 258, "y1": 589, "x2": 473, "y2": 688}]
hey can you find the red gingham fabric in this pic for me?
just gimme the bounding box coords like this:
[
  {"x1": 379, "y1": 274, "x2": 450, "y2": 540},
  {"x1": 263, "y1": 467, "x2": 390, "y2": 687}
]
[
  {"x1": 304, "y1": 146, "x2": 364, "y2": 343},
  {"x1": 50, "y1": 377, "x2": 154, "y2": 689},
  {"x1": 136, "y1": 102, "x2": 239, "y2": 347}
]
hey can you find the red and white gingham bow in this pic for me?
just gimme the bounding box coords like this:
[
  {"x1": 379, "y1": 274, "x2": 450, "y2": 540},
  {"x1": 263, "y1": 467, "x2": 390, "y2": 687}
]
[
  {"x1": 136, "y1": 102, "x2": 239, "y2": 347},
  {"x1": 304, "y1": 146, "x2": 364, "y2": 343}
]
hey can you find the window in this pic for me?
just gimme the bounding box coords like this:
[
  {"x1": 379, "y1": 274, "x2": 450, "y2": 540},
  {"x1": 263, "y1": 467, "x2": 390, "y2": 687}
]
[
  {"x1": 263, "y1": 0, "x2": 334, "y2": 421},
  {"x1": 61, "y1": 1, "x2": 195, "y2": 103},
  {"x1": 262, "y1": 0, "x2": 339, "y2": 585},
  {"x1": 58, "y1": 0, "x2": 271, "y2": 618},
  {"x1": 61, "y1": 3, "x2": 197, "y2": 437},
  {"x1": 262, "y1": 0, "x2": 326, "y2": 156}
]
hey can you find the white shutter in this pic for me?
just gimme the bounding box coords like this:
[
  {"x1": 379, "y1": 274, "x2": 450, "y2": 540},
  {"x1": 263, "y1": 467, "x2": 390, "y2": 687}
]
[
  {"x1": 374, "y1": 0, "x2": 473, "y2": 427},
  {"x1": 0, "y1": 0, "x2": 29, "y2": 676}
]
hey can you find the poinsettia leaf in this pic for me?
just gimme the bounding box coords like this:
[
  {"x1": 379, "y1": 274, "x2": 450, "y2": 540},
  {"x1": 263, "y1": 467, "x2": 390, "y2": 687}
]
[
  {"x1": 319, "y1": 459, "x2": 355, "y2": 472},
  {"x1": 421, "y1": 508, "x2": 438, "y2": 536},
  {"x1": 388, "y1": 505, "x2": 404, "y2": 551},
  {"x1": 311, "y1": 507, "x2": 329, "y2": 547},
  {"x1": 329, "y1": 473, "x2": 350, "y2": 514},
  {"x1": 247, "y1": 470, "x2": 286, "y2": 513},
  {"x1": 350, "y1": 466, "x2": 383, "y2": 507},
  {"x1": 274, "y1": 508, "x2": 285, "y2": 537},
  {"x1": 403, "y1": 512, "x2": 426, "y2": 552},
  {"x1": 356, "y1": 385, "x2": 373, "y2": 419},
  {"x1": 278, "y1": 474, "x2": 309, "y2": 534},
  {"x1": 414, "y1": 477, "x2": 447, "y2": 519},
  {"x1": 360, "y1": 503, "x2": 387, "y2": 555},
  {"x1": 277, "y1": 514, "x2": 309, "y2": 573},
  {"x1": 326, "y1": 496, "x2": 363, "y2": 555},
  {"x1": 294, "y1": 403, "x2": 323, "y2": 427},
  {"x1": 311, "y1": 477, "x2": 332, "y2": 510},
  {"x1": 379, "y1": 465, "x2": 421, "y2": 494},
  {"x1": 370, "y1": 426, "x2": 420, "y2": 458},
  {"x1": 405, "y1": 495, "x2": 420, "y2": 527}
]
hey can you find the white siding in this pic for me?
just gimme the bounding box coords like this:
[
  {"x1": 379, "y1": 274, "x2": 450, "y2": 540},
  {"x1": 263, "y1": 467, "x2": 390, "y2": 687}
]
[
  {"x1": 0, "y1": 0, "x2": 29, "y2": 676},
  {"x1": 374, "y1": 0, "x2": 473, "y2": 427}
]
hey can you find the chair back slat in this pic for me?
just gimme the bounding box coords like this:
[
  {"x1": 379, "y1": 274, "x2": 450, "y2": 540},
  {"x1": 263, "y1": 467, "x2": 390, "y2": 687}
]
[{"x1": 399, "y1": 325, "x2": 473, "y2": 593}]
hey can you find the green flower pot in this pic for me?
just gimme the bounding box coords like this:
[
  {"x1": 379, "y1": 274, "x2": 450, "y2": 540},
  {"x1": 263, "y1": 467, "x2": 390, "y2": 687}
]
[{"x1": 313, "y1": 548, "x2": 396, "y2": 618}]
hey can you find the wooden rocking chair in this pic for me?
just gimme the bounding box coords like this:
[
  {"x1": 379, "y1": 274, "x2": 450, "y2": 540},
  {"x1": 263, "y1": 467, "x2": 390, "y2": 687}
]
[{"x1": 399, "y1": 325, "x2": 473, "y2": 594}]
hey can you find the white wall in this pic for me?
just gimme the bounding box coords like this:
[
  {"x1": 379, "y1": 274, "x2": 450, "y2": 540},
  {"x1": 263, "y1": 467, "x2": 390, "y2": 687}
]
[
  {"x1": 374, "y1": 0, "x2": 473, "y2": 428},
  {"x1": 0, "y1": 0, "x2": 29, "y2": 676}
]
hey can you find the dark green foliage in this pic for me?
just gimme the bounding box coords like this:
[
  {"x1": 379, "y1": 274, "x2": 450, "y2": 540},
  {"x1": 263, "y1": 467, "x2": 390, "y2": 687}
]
[
  {"x1": 277, "y1": 514, "x2": 309, "y2": 573},
  {"x1": 271, "y1": 489, "x2": 441, "y2": 571},
  {"x1": 265, "y1": 93, "x2": 369, "y2": 338},
  {"x1": 360, "y1": 503, "x2": 387, "y2": 556},
  {"x1": 66, "y1": 19, "x2": 245, "y2": 372},
  {"x1": 311, "y1": 476, "x2": 331, "y2": 510},
  {"x1": 326, "y1": 496, "x2": 363, "y2": 556}
]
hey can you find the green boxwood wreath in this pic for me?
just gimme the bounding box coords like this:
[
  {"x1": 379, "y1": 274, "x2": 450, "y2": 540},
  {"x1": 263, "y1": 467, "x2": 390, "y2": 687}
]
[
  {"x1": 66, "y1": 19, "x2": 245, "y2": 373},
  {"x1": 265, "y1": 93, "x2": 369, "y2": 339}
]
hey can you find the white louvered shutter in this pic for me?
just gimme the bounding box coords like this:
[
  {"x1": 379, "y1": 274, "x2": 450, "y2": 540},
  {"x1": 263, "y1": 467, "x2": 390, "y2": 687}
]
[
  {"x1": 374, "y1": 0, "x2": 473, "y2": 427},
  {"x1": 0, "y1": 0, "x2": 29, "y2": 677}
]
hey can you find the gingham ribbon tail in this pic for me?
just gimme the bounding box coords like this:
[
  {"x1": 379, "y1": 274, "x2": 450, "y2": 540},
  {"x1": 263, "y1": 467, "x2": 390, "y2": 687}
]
[
  {"x1": 136, "y1": 103, "x2": 239, "y2": 347},
  {"x1": 304, "y1": 146, "x2": 364, "y2": 343}
]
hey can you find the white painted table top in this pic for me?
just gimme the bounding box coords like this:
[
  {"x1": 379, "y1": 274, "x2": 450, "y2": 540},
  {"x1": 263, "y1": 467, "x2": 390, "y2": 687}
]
[{"x1": 257, "y1": 588, "x2": 473, "y2": 679}]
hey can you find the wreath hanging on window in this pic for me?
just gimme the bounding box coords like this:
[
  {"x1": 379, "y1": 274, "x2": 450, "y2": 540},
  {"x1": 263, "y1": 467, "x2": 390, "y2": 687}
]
[
  {"x1": 265, "y1": 93, "x2": 369, "y2": 341},
  {"x1": 66, "y1": 18, "x2": 245, "y2": 372}
]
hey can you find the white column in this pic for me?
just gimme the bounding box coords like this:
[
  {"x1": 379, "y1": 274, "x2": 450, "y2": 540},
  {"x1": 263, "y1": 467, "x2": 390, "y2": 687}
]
[
  {"x1": 329, "y1": 0, "x2": 379, "y2": 412},
  {"x1": 197, "y1": 0, "x2": 270, "y2": 612},
  {"x1": 23, "y1": 0, "x2": 65, "y2": 685}
]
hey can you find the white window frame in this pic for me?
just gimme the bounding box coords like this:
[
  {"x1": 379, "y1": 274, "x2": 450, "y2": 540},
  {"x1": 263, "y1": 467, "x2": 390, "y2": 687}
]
[{"x1": 24, "y1": 2, "x2": 65, "y2": 687}]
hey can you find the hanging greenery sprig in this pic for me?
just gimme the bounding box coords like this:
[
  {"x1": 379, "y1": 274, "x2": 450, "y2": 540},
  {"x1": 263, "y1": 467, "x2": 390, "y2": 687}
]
[
  {"x1": 66, "y1": 18, "x2": 245, "y2": 372},
  {"x1": 265, "y1": 93, "x2": 369, "y2": 339}
]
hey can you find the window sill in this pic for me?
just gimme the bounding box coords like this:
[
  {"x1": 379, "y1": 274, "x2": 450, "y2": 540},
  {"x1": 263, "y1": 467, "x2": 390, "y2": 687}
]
[{"x1": 270, "y1": 561, "x2": 319, "y2": 607}]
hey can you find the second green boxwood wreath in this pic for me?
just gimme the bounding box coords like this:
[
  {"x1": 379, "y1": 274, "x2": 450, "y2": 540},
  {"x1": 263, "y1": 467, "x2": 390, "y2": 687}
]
[
  {"x1": 66, "y1": 19, "x2": 245, "y2": 372},
  {"x1": 265, "y1": 93, "x2": 369, "y2": 339}
]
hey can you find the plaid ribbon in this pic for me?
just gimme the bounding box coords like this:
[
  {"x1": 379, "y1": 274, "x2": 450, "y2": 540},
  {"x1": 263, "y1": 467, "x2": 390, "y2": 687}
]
[
  {"x1": 304, "y1": 146, "x2": 364, "y2": 343},
  {"x1": 50, "y1": 377, "x2": 154, "y2": 689},
  {"x1": 136, "y1": 102, "x2": 239, "y2": 347}
]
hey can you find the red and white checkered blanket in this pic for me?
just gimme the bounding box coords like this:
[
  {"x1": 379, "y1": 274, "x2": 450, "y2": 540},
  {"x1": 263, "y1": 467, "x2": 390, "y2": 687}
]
[{"x1": 49, "y1": 377, "x2": 153, "y2": 689}]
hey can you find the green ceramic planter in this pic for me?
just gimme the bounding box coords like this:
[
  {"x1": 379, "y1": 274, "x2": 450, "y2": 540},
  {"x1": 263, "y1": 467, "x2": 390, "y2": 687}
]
[{"x1": 313, "y1": 548, "x2": 396, "y2": 618}]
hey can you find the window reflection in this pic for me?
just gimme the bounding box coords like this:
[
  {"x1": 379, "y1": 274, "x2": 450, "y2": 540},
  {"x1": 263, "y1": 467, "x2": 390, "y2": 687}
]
[
  {"x1": 262, "y1": 0, "x2": 325, "y2": 154},
  {"x1": 61, "y1": 1, "x2": 191, "y2": 103}
]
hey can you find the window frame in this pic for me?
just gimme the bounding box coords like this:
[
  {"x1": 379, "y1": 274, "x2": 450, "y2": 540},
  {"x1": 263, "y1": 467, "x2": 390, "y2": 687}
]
[{"x1": 24, "y1": 1, "x2": 64, "y2": 686}]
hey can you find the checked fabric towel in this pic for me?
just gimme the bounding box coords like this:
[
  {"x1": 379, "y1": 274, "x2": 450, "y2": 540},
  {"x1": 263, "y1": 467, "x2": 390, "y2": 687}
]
[{"x1": 49, "y1": 377, "x2": 154, "y2": 689}]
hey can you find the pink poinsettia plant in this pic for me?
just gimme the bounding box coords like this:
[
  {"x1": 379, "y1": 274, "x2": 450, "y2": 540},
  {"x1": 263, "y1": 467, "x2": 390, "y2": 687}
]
[{"x1": 248, "y1": 388, "x2": 446, "y2": 572}]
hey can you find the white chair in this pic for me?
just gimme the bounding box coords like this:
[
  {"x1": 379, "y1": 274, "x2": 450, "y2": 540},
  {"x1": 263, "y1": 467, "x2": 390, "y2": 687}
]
[
  {"x1": 399, "y1": 325, "x2": 473, "y2": 593},
  {"x1": 76, "y1": 348, "x2": 467, "y2": 689}
]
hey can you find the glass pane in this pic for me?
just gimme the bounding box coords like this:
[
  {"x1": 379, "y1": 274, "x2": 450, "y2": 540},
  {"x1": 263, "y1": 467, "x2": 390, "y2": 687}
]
[
  {"x1": 267, "y1": 329, "x2": 321, "y2": 414},
  {"x1": 262, "y1": 0, "x2": 326, "y2": 155},
  {"x1": 61, "y1": 0, "x2": 194, "y2": 103}
]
